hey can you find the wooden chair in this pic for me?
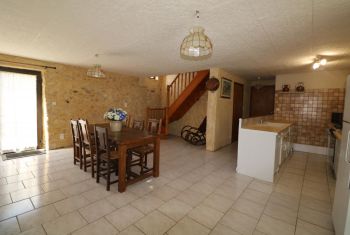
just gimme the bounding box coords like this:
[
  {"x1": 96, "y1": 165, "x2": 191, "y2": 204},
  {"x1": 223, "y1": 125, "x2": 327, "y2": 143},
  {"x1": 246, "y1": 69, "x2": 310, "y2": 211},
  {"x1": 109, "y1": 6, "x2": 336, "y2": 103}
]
[
  {"x1": 78, "y1": 119, "x2": 96, "y2": 177},
  {"x1": 70, "y1": 119, "x2": 82, "y2": 169},
  {"x1": 123, "y1": 115, "x2": 131, "y2": 128},
  {"x1": 94, "y1": 125, "x2": 119, "y2": 191},
  {"x1": 181, "y1": 117, "x2": 207, "y2": 145},
  {"x1": 132, "y1": 120, "x2": 144, "y2": 131},
  {"x1": 129, "y1": 118, "x2": 162, "y2": 174}
]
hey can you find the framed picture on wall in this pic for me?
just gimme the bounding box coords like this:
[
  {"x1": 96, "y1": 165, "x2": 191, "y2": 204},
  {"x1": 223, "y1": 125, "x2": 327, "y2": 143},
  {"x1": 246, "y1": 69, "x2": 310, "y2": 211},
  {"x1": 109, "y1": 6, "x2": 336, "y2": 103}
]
[{"x1": 220, "y1": 77, "x2": 232, "y2": 99}]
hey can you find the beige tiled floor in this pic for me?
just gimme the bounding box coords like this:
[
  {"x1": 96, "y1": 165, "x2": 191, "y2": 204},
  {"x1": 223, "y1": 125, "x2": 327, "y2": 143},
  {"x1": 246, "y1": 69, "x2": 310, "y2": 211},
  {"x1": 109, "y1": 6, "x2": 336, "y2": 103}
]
[{"x1": 0, "y1": 137, "x2": 335, "y2": 235}]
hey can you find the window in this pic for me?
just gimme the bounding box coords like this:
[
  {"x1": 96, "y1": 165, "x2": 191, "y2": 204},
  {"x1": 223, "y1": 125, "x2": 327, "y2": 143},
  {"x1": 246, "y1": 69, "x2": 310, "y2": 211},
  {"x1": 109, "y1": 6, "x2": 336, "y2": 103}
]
[{"x1": 0, "y1": 67, "x2": 42, "y2": 152}]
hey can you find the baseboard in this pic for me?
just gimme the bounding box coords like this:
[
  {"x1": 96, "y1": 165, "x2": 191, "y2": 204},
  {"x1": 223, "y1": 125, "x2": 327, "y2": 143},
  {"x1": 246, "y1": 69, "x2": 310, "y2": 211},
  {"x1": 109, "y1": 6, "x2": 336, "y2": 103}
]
[{"x1": 293, "y1": 143, "x2": 328, "y2": 156}]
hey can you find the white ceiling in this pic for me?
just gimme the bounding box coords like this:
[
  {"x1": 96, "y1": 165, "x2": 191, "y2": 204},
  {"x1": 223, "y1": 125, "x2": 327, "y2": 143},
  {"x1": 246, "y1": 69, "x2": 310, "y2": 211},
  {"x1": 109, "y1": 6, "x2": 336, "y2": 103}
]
[{"x1": 0, "y1": 0, "x2": 349, "y2": 78}]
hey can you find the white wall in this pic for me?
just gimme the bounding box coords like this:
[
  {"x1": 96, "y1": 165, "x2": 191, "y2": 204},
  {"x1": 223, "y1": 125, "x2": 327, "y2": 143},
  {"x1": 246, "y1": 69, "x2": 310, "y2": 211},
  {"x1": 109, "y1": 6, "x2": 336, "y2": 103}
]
[
  {"x1": 165, "y1": 74, "x2": 177, "y2": 85},
  {"x1": 276, "y1": 70, "x2": 349, "y2": 90},
  {"x1": 206, "y1": 68, "x2": 248, "y2": 151}
]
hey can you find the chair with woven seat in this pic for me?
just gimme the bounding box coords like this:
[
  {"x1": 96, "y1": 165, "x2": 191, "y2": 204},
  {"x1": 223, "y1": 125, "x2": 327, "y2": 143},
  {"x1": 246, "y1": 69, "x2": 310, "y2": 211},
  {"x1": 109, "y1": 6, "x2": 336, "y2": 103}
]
[
  {"x1": 78, "y1": 119, "x2": 96, "y2": 177},
  {"x1": 132, "y1": 119, "x2": 144, "y2": 131},
  {"x1": 70, "y1": 119, "x2": 82, "y2": 169},
  {"x1": 94, "y1": 125, "x2": 119, "y2": 191},
  {"x1": 129, "y1": 118, "x2": 161, "y2": 174}
]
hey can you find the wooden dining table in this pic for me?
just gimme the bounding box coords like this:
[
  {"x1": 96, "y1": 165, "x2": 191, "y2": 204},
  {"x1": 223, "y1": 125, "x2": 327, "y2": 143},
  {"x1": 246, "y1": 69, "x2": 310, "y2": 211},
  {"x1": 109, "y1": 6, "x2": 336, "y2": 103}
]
[{"x1": 89, "y1": 125, "x2": 160, "y2": 192}]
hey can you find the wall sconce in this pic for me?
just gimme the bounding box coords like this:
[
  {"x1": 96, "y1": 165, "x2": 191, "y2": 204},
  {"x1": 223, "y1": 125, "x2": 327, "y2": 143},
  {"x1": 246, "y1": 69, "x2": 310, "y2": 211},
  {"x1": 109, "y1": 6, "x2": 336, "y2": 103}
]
[{"x1": 149, "y1": 76, "x2": 159, "y2": 80}]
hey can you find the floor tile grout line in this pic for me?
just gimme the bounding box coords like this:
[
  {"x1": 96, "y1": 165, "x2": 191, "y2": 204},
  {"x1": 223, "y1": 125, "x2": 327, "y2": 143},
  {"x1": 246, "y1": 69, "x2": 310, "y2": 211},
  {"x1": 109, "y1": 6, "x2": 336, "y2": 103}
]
[
  {"x1": 212, "y1": 179, "x2": 254, "y2": 234},
  {"x1": 295, "y1": 153, "x2": 335, "y2": 232},
  {"x1": 40, "y1": 224, "x2": 48, "y2": 235},
  {"x1": 2, "y1": 144, "x2": 333, "y2": 234},
  {"x1": 163, "y1": 175, "x2": 242, "y2": 234},
  {"x1": 103, "y1": 204, "x2": 147, "y2": 234},
  {"x1": 15, "y1": 216, "x2": 22, "y2": 233},
  {"x1": 325, "y1": 158, "x2": 335, "y2": 207},
  {"x1": 255, "y1": 154, "x2": 305, "y2": 234},
  {"x1": 103, "y1": 212, "x2": 124, "y2": 234},
  {"x1": 292, "y1": 152, "x2": 309, "y2": 235},
  {"x1": 297, "y1": 217, "x2": 335, "y2": 232}
]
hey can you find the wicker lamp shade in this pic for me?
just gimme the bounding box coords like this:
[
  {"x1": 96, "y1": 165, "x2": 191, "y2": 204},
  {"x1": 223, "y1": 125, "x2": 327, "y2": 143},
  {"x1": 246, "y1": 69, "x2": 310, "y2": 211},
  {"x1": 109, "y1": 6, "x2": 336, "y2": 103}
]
[
  {"x1": 87, "y1": 64, "x2": 105, "y2": 78},
  {"x1": 180, "y1": 26, "x2": 213, "y2": 60}
]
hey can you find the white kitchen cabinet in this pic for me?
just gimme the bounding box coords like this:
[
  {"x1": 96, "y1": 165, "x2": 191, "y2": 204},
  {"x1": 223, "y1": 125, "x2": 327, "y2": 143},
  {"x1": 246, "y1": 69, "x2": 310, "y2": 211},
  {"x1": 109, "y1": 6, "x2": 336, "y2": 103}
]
[{"x1": 237, "y1": 118, "x2": 293, "y2": 182}]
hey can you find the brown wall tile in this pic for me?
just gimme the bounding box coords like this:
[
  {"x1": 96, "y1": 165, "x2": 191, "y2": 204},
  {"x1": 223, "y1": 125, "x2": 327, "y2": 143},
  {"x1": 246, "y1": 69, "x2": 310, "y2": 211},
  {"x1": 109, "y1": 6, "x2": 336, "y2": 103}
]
[{"x1": 274, "y1": 89, "x2": 345, "y2": 147}]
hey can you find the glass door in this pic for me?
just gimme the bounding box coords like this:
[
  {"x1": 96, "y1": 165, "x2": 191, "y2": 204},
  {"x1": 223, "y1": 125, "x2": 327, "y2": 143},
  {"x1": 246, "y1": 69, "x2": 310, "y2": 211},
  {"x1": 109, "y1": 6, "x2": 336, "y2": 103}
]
[{"x1": 0, "y1": 69, "x2": 39, "y2": 152}]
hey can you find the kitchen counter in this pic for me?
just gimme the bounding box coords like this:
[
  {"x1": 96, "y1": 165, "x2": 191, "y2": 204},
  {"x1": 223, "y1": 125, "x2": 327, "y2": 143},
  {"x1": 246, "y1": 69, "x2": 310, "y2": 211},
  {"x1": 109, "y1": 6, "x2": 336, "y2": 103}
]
[
  {"x1": 237, "y1": 116, "x2": 294, "y2": 182},
  {"x1": 328, "y1": 123, "x2": 342, "y2": 140},
  {"x1": 243, "y1": 120, "x2": 293, "y2": 133}
]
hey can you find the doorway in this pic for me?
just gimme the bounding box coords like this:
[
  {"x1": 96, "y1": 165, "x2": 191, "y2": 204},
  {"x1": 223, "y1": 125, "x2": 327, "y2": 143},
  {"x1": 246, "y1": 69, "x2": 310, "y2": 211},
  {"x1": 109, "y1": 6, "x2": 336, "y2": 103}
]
[
  {"x1": 0, "y1": 67, "x2": 43, "y2": 153},
  {"x1": 232, "y1": 82, "x2": 244, "y2": 142},
  {"x1": 250, "y1": 85, "x2": 275, "y2": 117}
]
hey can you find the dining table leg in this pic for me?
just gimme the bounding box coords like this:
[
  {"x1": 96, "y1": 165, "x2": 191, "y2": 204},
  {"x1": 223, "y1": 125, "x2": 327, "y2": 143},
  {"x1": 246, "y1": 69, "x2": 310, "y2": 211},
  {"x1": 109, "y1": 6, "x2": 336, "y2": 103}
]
[
  {"x1": 153, "y1": 136, "x2": 160, "y2": 177},
  {"x1": 118, "y1": 144, "x2": 127, "y2": 192}
]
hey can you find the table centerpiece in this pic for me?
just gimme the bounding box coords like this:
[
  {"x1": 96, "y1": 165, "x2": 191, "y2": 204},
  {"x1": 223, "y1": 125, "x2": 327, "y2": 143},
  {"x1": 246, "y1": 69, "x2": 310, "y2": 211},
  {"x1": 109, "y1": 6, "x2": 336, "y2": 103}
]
[{"x1": 104, "y1": 108, "x2": 128, "y2": 132}]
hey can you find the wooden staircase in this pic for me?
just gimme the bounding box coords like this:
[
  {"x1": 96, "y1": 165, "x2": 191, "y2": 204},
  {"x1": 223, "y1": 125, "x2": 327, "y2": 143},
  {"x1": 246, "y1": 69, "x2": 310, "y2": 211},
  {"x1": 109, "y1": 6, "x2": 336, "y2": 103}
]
[{"x1": 147, "y1": 70, "x2": 209, "y2": 137}]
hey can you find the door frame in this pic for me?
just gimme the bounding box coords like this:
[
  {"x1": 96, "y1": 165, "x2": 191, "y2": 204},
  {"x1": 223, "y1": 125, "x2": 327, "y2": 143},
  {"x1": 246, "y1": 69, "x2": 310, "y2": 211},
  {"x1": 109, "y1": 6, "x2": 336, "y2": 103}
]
[
  {"x1": 249, "y1": 85, "x2": 275, "y2": 117},
  {"x1": 232, "y1": 82, "x2": 244, "y2": 142},
  {"x1": 0, "y1": 66, "x2": 43, "y2": 149}
]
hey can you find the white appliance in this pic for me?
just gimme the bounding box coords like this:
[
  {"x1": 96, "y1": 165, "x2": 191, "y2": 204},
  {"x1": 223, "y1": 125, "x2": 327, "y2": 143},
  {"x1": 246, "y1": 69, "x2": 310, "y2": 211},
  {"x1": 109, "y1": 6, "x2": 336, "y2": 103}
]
[{"x1": 333, "y1": 75, "x2": 350, "y2": 235}]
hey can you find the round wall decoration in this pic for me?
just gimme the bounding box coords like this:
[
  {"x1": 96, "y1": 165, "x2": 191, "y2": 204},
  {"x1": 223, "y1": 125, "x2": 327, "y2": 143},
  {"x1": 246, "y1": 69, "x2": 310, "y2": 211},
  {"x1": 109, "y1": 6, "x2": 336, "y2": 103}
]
[{"x1": 206, "y1": 77, "x2": 220, "y2": 91}]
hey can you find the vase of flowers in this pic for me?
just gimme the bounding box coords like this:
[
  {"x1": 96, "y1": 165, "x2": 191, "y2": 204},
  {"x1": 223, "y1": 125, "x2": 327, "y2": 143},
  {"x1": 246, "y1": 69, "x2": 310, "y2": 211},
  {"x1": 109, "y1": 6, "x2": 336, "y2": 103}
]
[{"x1": 104, "y1": 108, "x2": 128, "y2": 132}]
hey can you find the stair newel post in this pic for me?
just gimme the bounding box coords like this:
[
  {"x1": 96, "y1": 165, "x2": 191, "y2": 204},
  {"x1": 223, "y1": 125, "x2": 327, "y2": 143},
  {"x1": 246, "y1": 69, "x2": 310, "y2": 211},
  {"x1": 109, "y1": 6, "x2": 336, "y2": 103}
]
[
  {"x1": 167, "y1": 85, "x2": 170, "y2": 107},
  {"x1": 165, "y1": 107, "x2": 169, "y2": 136}
]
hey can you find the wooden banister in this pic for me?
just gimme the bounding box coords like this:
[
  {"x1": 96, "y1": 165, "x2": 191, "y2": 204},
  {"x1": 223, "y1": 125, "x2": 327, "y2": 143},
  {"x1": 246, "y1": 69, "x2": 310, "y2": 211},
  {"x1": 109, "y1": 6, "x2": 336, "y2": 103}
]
[
  {"x1": 146, "y1": 107, "x2": 168, "y2": 137},
  {"x1": 167, "y1": 71, "x2": 197, "y2": 106},
  {"x1": 167, "y1": 70, "x2": 209, "y2": 120},
  {"x1": 150, "y1": 69, "x2": 209, "y2": 137}
]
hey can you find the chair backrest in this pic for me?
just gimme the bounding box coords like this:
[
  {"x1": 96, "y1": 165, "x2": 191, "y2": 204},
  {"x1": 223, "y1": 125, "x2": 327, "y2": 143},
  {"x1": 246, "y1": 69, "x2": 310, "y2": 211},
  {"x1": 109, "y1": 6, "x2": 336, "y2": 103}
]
[
  {"x1": 132, "y1": 120, "x2": 144, "y2": 131},
  {"x1": 146, "y1": 118, "x2": 162, "y2": 135},
  {"x1": 125, "y1": 115, "x2": 131, "y2": 128},
  {"x1": 70, "y1": 119, "x2": 80, "y2": 146},
  {"x1": 94, "y1": 125, "x2": 110, "y2": 157},
  {"x1": 78, "y1": 119, "x2": 92, "y2": 147}
]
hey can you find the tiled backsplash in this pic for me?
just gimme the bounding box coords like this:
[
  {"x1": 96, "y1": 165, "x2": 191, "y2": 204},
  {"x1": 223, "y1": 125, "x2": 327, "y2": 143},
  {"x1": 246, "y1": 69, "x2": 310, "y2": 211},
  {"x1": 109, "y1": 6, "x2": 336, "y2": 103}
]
[{"x1": 274, "y1": 88, "x2": 345, "y2": 147}]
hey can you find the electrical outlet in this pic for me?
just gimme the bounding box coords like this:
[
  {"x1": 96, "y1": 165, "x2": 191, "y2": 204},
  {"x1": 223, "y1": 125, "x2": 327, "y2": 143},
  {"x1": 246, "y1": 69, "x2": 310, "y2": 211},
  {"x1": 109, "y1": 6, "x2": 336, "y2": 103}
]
[
  {"x1": 59, "y1": 133, "x2": 64, "y2": 140},
  {"x1": 52, "y1": 101, "x2": 56, "y2": 106}
]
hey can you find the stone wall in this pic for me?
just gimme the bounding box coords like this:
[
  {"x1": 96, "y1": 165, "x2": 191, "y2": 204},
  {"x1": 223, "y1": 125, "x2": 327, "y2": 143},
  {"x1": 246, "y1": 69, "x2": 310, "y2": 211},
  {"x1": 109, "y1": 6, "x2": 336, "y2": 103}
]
[{"x1": 0, "y1": 53, "x2": 162, "y2": 149}]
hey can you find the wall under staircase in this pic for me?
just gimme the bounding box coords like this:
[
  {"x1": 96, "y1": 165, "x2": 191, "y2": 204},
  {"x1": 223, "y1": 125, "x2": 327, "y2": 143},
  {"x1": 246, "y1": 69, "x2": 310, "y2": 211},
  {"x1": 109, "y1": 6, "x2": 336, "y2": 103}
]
[{"x1": 147, "y1": 70, "x2": 209, "y2": 137}]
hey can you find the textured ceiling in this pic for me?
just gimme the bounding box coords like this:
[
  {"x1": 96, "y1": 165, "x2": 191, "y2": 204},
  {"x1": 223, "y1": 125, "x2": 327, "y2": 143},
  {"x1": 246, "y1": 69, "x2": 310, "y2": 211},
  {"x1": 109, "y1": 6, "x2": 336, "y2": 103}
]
[{"x1": 0, "y1": 0, "x2": 349, "y2": 78}]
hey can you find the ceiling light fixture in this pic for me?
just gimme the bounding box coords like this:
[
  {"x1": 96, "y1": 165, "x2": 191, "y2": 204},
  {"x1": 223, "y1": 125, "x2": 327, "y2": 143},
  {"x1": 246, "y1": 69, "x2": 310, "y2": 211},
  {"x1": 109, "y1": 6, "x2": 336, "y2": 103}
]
[
  {"x1": 87, "y1": 54, "x2": 106, "y2": 78},
  {"x1": 312, "y1": 58, "x2": 327, "y2": 70},
  {"x1": 309, "y1": 0, "x2": 328, "y2": 71},
  {"x1": 149, "y1": 76, "x2": 159, "y2": 80},
  {"x1": 312, "y1": 61, "x2": 320, "y2": 70},
  {"x1": 320, "y1": 58, "x2": 327, "y2": 65},
  {"x1": 180, "y1": 10, "x2": 213, "y2": 60}
]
